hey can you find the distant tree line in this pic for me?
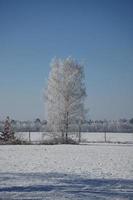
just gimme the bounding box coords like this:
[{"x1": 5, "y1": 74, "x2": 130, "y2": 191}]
[{"x1": 0, "y1": 118, "x2": 133, "y2": 133}]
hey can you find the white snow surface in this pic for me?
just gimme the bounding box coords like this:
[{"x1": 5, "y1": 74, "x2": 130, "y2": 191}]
[
  {"x1": 0, "y1": 144, "x2": 133, "y2": 199},
  {"x1": 0, "y1": 144, "x2": 132, "y2": 179}
]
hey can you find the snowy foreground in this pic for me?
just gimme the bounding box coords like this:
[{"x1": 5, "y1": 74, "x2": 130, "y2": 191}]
[{"x1": 0, "y1": 144, "x2": 133, "y2": 200}]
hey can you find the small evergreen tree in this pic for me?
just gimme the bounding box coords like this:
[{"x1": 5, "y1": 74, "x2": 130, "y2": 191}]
[{"x1": 0, "y1": 116, "x2": 14, "y2": 142}]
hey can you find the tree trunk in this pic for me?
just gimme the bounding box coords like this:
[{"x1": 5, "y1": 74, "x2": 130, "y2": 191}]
[
  {"x1": 65, "y1": 112, "x2": 69, "y2": 143},
  {"x1": 61, "y1": 130, "x2": 64, "y2": 143},
  {"x1": 78, "y1": 125, "x2": 81, "y2": 143}
]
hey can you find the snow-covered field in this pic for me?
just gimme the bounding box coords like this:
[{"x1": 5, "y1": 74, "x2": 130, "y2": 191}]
[
  {"x1": 81, "y1": 132, "x2": 133, "y2": 143},
  {"x1": 0, "y1": 144, "x2": 133, "y2": 199}
]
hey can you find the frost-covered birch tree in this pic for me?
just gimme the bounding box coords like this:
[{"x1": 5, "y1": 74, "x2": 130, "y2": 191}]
[{"x1": 45, "y1": 57, "x2": 87, "y2": 142}]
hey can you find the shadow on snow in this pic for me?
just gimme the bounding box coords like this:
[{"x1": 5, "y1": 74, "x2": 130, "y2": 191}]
[{"x1": 0, "y1": 172, "x2": 133, "y2": 199}]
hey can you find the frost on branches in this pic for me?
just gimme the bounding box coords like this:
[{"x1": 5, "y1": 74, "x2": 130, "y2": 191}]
[{"x1": 45, "y1": 57, "x2": 87, "y2": 142}]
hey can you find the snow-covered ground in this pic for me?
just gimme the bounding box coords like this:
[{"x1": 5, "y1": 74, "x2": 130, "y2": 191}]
[
  {"x1": 81, "y1": 132, "x2": 133, "y2": 143},
  {"x1": 0, "y1": 144, "x2": 133, "y2": 199}
]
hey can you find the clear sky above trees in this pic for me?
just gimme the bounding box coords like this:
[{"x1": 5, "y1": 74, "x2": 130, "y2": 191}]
[{"x1": 0, "y1": 0, "x2": 133, "y2": 120}]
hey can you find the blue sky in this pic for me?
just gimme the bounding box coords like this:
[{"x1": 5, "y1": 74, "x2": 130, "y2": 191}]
[{"x1": 0, "y1": 0, "x2": 133, "y2": 120}]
